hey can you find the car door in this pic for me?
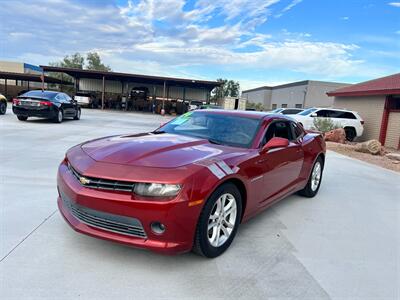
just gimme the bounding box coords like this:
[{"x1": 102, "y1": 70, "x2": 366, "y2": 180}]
[
  {"x1": 258, "y1": 120, "x2": 304, "y2": 205},
  {"x1": 60, "y1": 93, "x2": 74, "y2": 116}
]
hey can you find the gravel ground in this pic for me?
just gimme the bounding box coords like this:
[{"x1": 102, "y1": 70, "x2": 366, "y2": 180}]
[{"x1": 326, "y1": 141, "x2": 400, "y2": 173}]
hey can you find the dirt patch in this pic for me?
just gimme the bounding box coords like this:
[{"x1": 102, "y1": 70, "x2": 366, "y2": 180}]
[{"x1": 326, "y1": 142, "x2": 400, "y2": 173}]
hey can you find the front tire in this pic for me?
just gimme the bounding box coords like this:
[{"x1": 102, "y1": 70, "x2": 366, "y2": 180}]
[
  {"x1": 54, "y1": 110, "x2": 63, "y2": 123},
  {"x1": 17, "y1": 115, "x2": 28, "y2": 121},
  {"x1": 193, "y1": 182, "x2": 242, "y2": 258},
  {"x1": 298, "y1": 156, "x2": 324, "y2": 197},
  {"x1": 74, "y1": 108, "x2": 81, "y2": 120},
  {"x1": 344, "y1": 127, "x2": 356, "y2": 142},
  {"x1": 0, "y1": 101, "x2": 6, "y2": 115}
]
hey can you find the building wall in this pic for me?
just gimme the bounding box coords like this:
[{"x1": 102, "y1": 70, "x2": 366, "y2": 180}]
[
  {"x1": 306, "y1": 81, "x2": 349, "y2": 107},
  {"x1": 271, "y1": 83, "x2": 307, "y2": 109},
  {"x1": 242, "y1": 81, "x2": 349, "y2": 110},
  {"x1": 385, "y1": 112, "x2": 400, "y2": 149},
  {"x1": 333, "y1": 95, "x2": 386, "y2": 141},
  {"x1": 0, "y1": 61, "x2": 24, "y2": 86},
  {"x1": 241, "y1": 89, "x2": 272, "y2": 108}
]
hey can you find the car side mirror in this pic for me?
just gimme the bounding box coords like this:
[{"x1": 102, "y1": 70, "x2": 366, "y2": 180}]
[
  {"x1": 310, "y1": 112, "x2": 317, "y2": 117},
  {"x1": 260, "y1": 137, "x2": 289, "y2": 154}
]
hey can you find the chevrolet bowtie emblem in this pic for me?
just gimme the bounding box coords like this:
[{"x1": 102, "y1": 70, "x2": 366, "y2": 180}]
[{"x1": 79, "y1": 176, "x2": 90, "y2": 185}]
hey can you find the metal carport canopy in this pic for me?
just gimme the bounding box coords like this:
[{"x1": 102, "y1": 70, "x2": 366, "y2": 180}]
[
  {"x1": 0, "y1": 71, "x2": 73, "y2": 85},
  {"x1": 39, "y1": 66, "x2": 220, "y2": 90}
]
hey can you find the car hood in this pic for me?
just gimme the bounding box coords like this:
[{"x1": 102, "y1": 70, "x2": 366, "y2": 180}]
[{"x1": 81, "y1": 133, "x2": 246, "y2": 168}]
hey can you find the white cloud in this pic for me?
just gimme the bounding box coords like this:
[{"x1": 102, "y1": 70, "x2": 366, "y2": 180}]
[
  {"x1": 388, "y1": 2, "x2": 400, "y2": 7},
  {"x1": 282, "y1": 0, "x2": 303, "y2": 12},
  {"x1": 0, "y1": 0, "x2": 388, "y2": 84}
]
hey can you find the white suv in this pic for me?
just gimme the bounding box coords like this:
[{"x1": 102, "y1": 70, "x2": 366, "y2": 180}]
[{"x1": 289, "y1": 107, "x2": 364, "y2": 141}]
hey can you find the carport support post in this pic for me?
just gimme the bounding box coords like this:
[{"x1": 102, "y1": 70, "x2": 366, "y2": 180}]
[
  {"x1": 102, "y1": 75, "x2": 105, "y2": 110},
  {"x1": 162, "y1": 81, "x2": 166, "y2": 109}
]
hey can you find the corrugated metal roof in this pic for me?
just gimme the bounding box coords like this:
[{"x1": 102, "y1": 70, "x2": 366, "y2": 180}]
[
  {"x1": 0, "y1": 71, "x2": 72, "y2": 85},
  {"x1": 40, "y1": 66, "x2": 220, "y2": 90},
  {"x1": 327, "y1": 73, "x2": 400, "y2": 97}
]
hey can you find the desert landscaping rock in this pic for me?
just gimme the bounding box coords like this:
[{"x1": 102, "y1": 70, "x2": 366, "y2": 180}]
[
  {"x1": 324, "y1": 128, "x2": 346, "y2": 144},
  {"x1": 386, "y1": 153, "x2": 400, "y2": 161}
]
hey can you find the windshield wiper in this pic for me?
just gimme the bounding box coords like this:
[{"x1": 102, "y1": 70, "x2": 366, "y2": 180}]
[
  {"x1": 208, "y1": 138, "x2": 223, "y2": 145},
  {"x1": 152, "y1": 130, "x2": 166, "y2": 134}
]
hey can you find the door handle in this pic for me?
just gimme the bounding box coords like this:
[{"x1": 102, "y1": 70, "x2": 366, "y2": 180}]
[{"x1": 256, "y1": 158, "x2": 268, "y2": 164}]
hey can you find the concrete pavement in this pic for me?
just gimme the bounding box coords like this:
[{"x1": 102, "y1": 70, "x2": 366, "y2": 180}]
[{"x1": 1, "y1": 108, "x2": 399, "y2": 299}]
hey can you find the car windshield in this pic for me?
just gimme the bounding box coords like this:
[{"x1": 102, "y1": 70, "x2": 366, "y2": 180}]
[
  {"x1": 298, "y1": 108, "x2": 317, "y2": 116},
  {"x1": 270, "y1": 108, "x2": 283, "y2": 113},
  {"x1": 156, "y1": 111, "x2": 261, "y2": 148}
]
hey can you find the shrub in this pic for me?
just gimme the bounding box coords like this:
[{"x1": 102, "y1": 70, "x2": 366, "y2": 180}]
[{"x1": 312, "y1": 117, "x2": 341, "y2": 132}]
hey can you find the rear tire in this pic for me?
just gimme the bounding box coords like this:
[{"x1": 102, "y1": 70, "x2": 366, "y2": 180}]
[
  {"x1": 54, "y1": 110, "x2": 63, "y2": 123},
  {"x1": 17, "y1": 115, "x2": 28, "y2": 121},
  {"x1": 298, "y1": 156, "x2": 324, "y2": 198},
  {"x1": 193, "y1": 182, "x2": 242, "y2": 258},
  {"x1": 344, "y1": 127, "x2": 356, "y2": 142},
  {"x1": 0, "y1": 101, "x2": 6, "y2": 115}
]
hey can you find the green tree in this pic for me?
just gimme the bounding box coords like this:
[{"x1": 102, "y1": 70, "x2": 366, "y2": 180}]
[
  {"x1": 86, "y1": 52, "x2": 111, "y2": 71},
  {"x1": 212, "y1": 78, "x2": 240, "y2": 100},
  {"x1": 50, "y1": 52, "x2": 84, "y2": 69}
]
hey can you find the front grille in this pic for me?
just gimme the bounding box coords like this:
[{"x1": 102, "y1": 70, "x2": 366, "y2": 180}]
[
  {"x1": 61, "y1": 191, "x2": 147, "y2": 238},
  {"x1": 68, "y1": 162, "x2": 135, "y2": 192}
]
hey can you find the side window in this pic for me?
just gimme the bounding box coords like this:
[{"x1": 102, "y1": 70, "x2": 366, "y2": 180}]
[
  {"x1": 316, "y1": 110, "x2": 328, "y2": 117},
  {"x1": 282, "y1": 109, "x2": 300, "y2": 115},
  {"x1": 326, "y1": 110, "x2": 343, "y2": 118},
  {"x1": 342, "y1": 112, "x2": 357, "y2": 119},
  {"x1": 291, "y1": 122, "x2": 304, "y2": 140},
  {"x1": 55, "y1": 94, "x2": 64, "y2": 102},
  {"x1": 64, "y1": 93, "x2": 72, "y2": 101},
  {"x1": 261, "y1": 121, "x2": 293, "y2": 146}
]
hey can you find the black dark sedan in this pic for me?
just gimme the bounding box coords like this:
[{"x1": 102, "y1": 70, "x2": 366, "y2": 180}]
[{"x1": 12, "y1": 90, "x2": 81, "y2": 123}]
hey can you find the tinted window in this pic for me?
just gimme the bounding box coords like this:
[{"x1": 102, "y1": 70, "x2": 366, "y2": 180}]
[
  {"x1": 298, "y1": 108, "x2": 317, "y2": 116},
  {"x1": 295, "y1": 104, "x2": 302, "y2": 108},
  {"x1": 282, "y1": 109, "x2": 302, "y2": 115},
  {"x1": 157, "y1": 111, "x2": 261, "y2": 148},
  {"x1": 20, "y1": 90, "x2": 58, "y2": 100},
  {"x1": 330, "y1": 111, "x2": 356, "y2": 119},
  {"x1": 261, "y1": 121, "x2": 292, "y2": 146},
  {"x1": 291, "y1": 122, "x2": 304, "y2": 139},
  {"x1": 63, "y1": 93, "x2": 72, "y2": 101},
  {"x1": 316, "y1": 110, "x2": 329, "y2": 117},
  {"x1": 281, "y1": 104, "x2": 288, "y2": 108}
]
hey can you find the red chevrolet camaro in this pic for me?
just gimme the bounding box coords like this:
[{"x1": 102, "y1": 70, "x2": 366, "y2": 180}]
[{"x1": 57, "y1": 110, "x2": 325, "y2": 258}]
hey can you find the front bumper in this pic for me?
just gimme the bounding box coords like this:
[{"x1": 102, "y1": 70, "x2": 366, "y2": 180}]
[{"x1": 57, "y1": 161, "x2": 201, "y2": 254}]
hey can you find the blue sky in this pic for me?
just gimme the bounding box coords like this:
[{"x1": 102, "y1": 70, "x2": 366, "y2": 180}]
[{"x1": 0, "y1": 0, "x2": 399, "y2": 90}]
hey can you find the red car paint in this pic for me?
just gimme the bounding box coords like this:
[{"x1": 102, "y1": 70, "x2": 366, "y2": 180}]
[{"x1": 57, "y1": 110, "x2": 325, "y2": 254}]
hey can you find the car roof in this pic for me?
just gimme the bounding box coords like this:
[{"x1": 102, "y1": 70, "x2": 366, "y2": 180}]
[
  {"x1": 312, "y1": 107, "x2": 355, "y2": 112},
  {"x1": 197, "y1": 109, "x2": 295, "y2": 121}
]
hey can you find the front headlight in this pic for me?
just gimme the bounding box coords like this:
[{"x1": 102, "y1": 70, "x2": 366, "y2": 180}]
[{"x1": 133, "y1": 183, "x2": 182, "y2": 197}]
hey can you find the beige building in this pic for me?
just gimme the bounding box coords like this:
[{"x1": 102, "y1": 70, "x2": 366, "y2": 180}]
[
  {"x1": 328, "y1": 73, "x2": 400, "y2": 150},
  {"x1": 242, "y1": 80, "x2": 350, "y2": 110}
]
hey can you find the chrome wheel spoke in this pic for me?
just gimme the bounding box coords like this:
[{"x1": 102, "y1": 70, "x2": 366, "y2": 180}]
[{"x1": 207, "y1": 193, "x2": 237, "y2": 248}]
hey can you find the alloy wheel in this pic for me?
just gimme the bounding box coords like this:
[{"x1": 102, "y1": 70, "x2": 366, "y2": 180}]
[
  {"x1": 311, "y1": 161, "x2": 322, "y2": 191},
  {"x1": 207, "y1": 193, "x2": 237, "y2": 247}
]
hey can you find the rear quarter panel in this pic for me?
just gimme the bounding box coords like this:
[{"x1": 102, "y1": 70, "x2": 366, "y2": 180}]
[{"x1": 299, "y1": 133, "x2": 326, "y2": 182}]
